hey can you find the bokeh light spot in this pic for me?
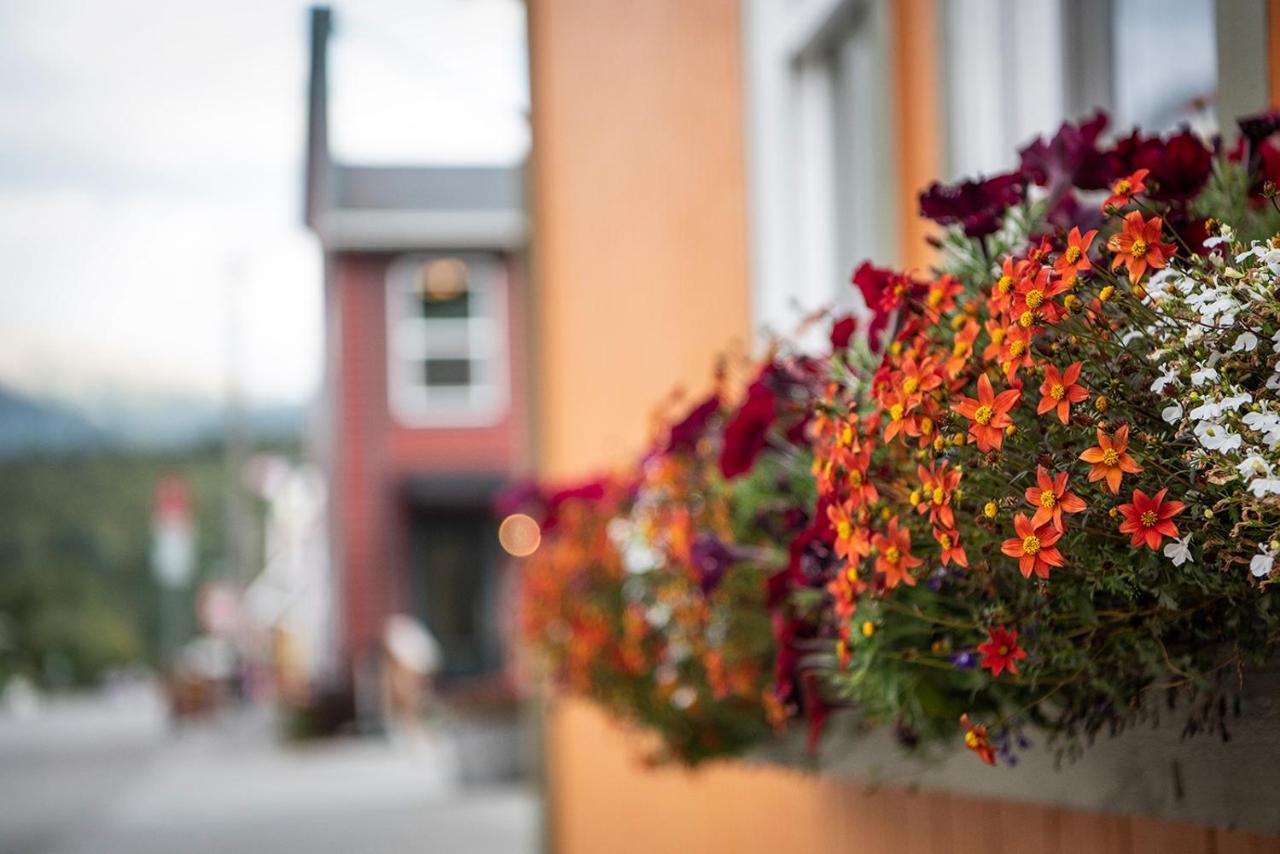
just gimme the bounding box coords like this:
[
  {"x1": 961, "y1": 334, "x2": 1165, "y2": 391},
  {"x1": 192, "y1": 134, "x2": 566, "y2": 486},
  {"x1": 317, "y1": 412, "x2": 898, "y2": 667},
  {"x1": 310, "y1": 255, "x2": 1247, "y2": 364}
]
[{"x1": 499, "y1": 513, "x2": 541, "y2": 557}]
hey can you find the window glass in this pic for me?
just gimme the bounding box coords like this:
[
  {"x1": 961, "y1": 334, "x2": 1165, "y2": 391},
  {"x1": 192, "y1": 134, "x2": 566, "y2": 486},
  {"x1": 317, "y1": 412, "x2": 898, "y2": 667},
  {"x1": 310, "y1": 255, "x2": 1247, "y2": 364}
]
[
  {"x1": 386, "y1": 254, "x2": 507, "y2": 425},
  {"x1": 1111, "y1": 0, "x2": 1216, "y2": 134}
]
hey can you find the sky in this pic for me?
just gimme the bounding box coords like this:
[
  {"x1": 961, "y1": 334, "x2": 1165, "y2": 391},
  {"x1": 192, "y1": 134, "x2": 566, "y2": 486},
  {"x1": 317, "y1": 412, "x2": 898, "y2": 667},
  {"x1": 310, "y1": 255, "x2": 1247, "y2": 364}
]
[{"x1": 0, "y1": 0, "x2": 528, "y2": 410}]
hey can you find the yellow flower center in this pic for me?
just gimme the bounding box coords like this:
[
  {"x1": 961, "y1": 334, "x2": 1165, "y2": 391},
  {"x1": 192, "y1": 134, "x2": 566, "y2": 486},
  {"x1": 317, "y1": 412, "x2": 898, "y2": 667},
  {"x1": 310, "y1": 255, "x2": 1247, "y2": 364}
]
[
  {"x1": 884, "y1": 546, "x2": 901, "y2": 564},
  {"x1": 920, "y1": 417, "x2": 933, "y2": 435},
  {"x1": 1099, "y1": 285, "x2": 1114, "y2": 302},
  {"x1": 939, "y1": 533, "x2": 952, "y2": 549},
  {"x1": 997, "y1": 275, "x2": 1013, "y2": 294},
  {"x1": 1130, "y1": 238, "x2": 1148, "y2": 259},
  {"x1": 1025, "y1": 289, "x2": 1045, "y2": 309},
  {"x1": 998, "y1": 644, "x2": 1010, "y2": 656},
  {"x1": 928, "y1": 289, "x2": 944, "y2": 307},
  {"x1": 964, "y1": 731, "x2": 981, "y2": 749},
  {"x1": 1095, "y1": 395, "x2": 1108, "y2": 413},
  {"x1": 952, "y1": 340, "x2": 967, "y2": 357},
  {"x1": 1050, "y1": 383, "x2": 1066, "y2": 401},
  {"x1": 890, "y1": 403, "x2": 904, "y2": 421},
  {"x1": 861, "y1": 621, "x2": 876, "y2": 638},
  {"x1": 837, "y1": 521, "x2": 851, "y2": 540},
  {"x1": 1040, "y1": 490, "x2": 1057, "y2": 509},
  {"x1": 1009, "y1": 340, "x2": 1026, "y2": 358},
  {"x1": 1064, "y1": 246, "x2": 1082, "y2": 264},
  {"x1": 1019, "y1": 310, "x2": 1035, "y2": 328},
  {"x1": 1022, "y1": 535, "x2": 1041, "y2": 555},
  {"x1": 909, "y1": 489, "x2": 921, "y2": 505},
  {"x1": 1102, "y1": 448, "x2": 1119, "y2": 466},
  {"x1": 991, "y1": 328, "x2": 1006, "y2": 346},
  {"x1": 1114, "y1": 178, "x2": 1131, "y2": 195},
  {"x1": 983, "y1": 501, "x2": 998, "y2": 519},
  {"x1": 974, "y1": 405, "x2": 993, "y2": 425},
  {"x1": 1140, "y1": 510, "x2": 1158, "y2": 528},
  {"x1": 849, "y1": 469, "x2": 863, "y2": 487},
  {"x1": 932, "y1": 486, "x2": 945, "y2": 505},
  {"x1": 903, "y1": 377, "x2": 920, "y2": 395}
]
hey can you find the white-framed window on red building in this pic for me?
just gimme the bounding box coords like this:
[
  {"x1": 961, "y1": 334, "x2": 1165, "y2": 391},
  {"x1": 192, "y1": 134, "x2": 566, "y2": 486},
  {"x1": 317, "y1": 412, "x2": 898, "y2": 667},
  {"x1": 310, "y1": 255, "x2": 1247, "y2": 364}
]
[{"x1": 386, "y1": 253, "x2": 508, "y2": 427}]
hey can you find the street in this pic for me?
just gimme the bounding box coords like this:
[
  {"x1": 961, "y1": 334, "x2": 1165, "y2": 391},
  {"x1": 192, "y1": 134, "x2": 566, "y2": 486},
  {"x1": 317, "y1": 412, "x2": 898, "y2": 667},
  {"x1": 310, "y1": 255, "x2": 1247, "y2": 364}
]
[{"x1": 0, "y1": 690, "x2": 539, "y2": 854}]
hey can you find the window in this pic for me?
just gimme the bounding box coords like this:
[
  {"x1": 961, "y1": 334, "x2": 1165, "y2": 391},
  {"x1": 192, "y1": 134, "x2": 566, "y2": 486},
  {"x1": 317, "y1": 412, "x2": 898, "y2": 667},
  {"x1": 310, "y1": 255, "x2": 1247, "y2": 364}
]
[
  {"x1": 386, "y1": 253, "x2": 508, "y2": 426},
  {"x1": 744, "y1": 0, "x2": 901, "y2": 345}
]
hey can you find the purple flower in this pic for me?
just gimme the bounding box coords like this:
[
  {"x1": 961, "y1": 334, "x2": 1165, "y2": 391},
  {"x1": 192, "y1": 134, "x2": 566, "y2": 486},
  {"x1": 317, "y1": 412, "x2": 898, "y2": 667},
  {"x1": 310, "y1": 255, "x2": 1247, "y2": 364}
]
[
  {"x1": 950, "y1": 651, "x2": 976, "y2": 669},
  {"x1": 1018, "y1": 111, "x2": 1117, "y2": 194},
  {"x1": 918, "y1": 171, "x2": 1025, "y2": 238},
  {"x1": 690, "y1": 533, "x2": 737, "y2": 594}
]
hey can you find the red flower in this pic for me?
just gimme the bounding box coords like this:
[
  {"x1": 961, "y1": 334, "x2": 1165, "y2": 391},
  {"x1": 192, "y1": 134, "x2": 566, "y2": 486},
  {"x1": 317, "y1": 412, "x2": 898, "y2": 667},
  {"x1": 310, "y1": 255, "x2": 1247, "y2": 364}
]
[
  {"x1": 952, "y1": 373, "x2": 1021, "y2": 452},
  {"x1": 978, "y1": 625, "x2": 1027, "y2": 677},
  {"x1": 1036, "y1": 362, "x2": 1088, "y2": 424},
  {"x1": 1024, "y1": 466, "x2": 1087, "y2": 531},
  {"x1": 916, "y1": 460, "x2": 961, "y2": 529},
  {"x1": 961, "y1": 714, "x2": 997, "y2": 765},
  {"x1": 1101, "y1": 167, "x2": 1149, "y2": 213},
  {"x1": 1117, "y1": 487, "x2": 1186, "y2": 550},
  {"x1": 1000, "y1": 513, "x2": 1064, "y2": 579},
  {"x1": 870, "y1": 517, "x2": 922, "y2": 589},
  {"x1": 1107, "y1": 211, "x2": 1176, "y2": 284}
]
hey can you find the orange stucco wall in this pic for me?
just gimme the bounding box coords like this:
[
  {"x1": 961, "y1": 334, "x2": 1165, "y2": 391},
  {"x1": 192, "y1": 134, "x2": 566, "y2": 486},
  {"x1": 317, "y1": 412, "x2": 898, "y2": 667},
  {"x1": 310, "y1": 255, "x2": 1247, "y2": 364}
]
[{"x1": 527, "y1": 0, "x2": 752, "y2": 481}]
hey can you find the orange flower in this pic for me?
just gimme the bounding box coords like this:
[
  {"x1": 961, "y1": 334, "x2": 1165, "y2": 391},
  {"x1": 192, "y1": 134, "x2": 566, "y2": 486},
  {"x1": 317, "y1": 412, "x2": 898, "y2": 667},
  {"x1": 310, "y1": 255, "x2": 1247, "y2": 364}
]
[
  {"x1": 990, "y1": 257, "x2": 1023, "y2": 314},
  {"x1": 977, "y1": 625, "x2": 1028, "y2": 676},
  {"x1": 933, "y1": 526, "x2": 969, "y2": 567},
  {"x1": 916, "y1": 460, "x2": 962, "y2": 529},
  {"x1": 1054, "y1": 226, "x2": 1097, "y2": 277},
  {"x1": 1036, "y1": 362, "x2": 1088, "y2": 424},
  {"x1": 1107, "y1": 211, "x2": 1176, "y2": 284},
  {"x1": 999, "y1": 325, "x2": 1035, "y2": 381},
  {"x1": 952, "y1": 373, "x2": 1021, "y2": 452},
  {"x1": 1117, "y1": 487, "x2": 1186, "y2": 550},
  {"x1": 1101, "y1": 168, "x2": 1149, "y2": 213},
  {"x1": 1079, "y1": 424, "x2": 1142, "y2": 494},
  {"x1": 871, "y1": 517, "x2": 921, "y2": 588},
  {"x1": 981, "y1": 318, "x2": 1008, "y2": 363},
  {"x1": 961, "y1": 714, "x2": 996, "y2": 765},
  {"x1": 1013, "y1": 267, "x2": 1071, "y2": 324},
  {"x1": 895, "y1": 353, "x2": 942, "y2": 405},
  {"x1": 827, "y1": 500, "x2": 870, "y2": 561},
  {"x1": 1024, "y1": 466, "x2": 1087, "y2": 531},
  {"x1": 1001, "y1": 513, "x2": 1064, "y2": 579},
  {"x1": 925, "y1": 274, "x2": 962, "y2": 317}
]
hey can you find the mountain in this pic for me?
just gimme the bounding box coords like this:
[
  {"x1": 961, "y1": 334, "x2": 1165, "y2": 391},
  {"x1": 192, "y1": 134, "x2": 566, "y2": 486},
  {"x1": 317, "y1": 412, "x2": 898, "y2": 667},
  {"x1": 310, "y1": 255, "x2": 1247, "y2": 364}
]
[
  {"x1": 0, "y1": 386, "x2": 111, "y2": 456},
  {"x1": 0, "y1": 384, "x2": 305, "y2": 457}
]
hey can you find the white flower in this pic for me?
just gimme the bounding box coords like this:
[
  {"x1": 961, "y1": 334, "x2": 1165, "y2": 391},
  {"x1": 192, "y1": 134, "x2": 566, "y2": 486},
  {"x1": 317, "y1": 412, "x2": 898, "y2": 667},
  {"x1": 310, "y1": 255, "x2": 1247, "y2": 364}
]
[
  {"x1": 1249, "y1": 476, "x2": 1280, "y2": 497},
  {"x1": 1189, "y1": 399, "x2": 1221, "y2": 421},
  {"x1": 1243, "y1": 410, "x2": 1280, "y2": 447},
  {"x1": 1151, "y1": 367, "x2": 1180, "y2": 394},
  {"x1": 1190, "y1": 366, "x2": 1219, "y2": 386},
  {"x1": 1163, "y1": 534, "x2": 1193, "y2": 567},
  {"x1": 1250, "y1": 545, "x2": 1275, "y2": 578},
  {"x1": 1162, "y1": 403, "x2": 1184, "y2": 424},
  {"x1": 1238, "y1": 455, "x2": 1273, "y2": 479},
  {"x1": 1221, "y1": 391, "x2": 1253, "y2": 409},
  {"x1": 1195, "y1": 421, "x2": 1243, "y2": 452},
  {"x1": 1234, "y1": 331, "x2": 1259, "y2": 352}
]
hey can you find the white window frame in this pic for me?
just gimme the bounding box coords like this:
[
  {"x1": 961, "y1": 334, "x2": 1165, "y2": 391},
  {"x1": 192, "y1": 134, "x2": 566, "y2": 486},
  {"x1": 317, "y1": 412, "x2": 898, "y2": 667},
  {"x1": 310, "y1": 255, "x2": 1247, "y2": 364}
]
[
  {"x1": 743, "y1": 0, "x2": 901, "y2": 347},
  {"x1": 385, "y1": 252, "x2": 509, "y2": 428}
]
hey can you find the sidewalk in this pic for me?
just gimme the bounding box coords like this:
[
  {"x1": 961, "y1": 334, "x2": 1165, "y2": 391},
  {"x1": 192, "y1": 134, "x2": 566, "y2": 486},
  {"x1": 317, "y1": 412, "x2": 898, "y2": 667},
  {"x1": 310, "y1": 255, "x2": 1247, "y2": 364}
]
[{"x1": 0, "y1": 691, "x2": 539, "y2": 854}]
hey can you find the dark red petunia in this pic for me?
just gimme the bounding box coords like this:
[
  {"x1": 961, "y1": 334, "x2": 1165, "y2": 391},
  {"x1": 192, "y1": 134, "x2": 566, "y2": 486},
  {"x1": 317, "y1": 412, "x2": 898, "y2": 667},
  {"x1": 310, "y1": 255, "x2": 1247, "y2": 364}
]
[
  {"x1": 664, "y1": 392, "x2": 721, "y2": 454},
  {"x1": 1115, "y1": 129, "x2": 1213, "y2": 204},
  {"x1": 1018, "y1": 111, "x2": 1118, "y2": 194},
  {"x1": 718, "y1": 379, "x2": 776, "y2": 479},
  {"x1": 829, "y1": 314, "x2": 857, "y2": 351},
  {"x1": 919, "y1": 171, "x2": 1026, "y2": 237}
]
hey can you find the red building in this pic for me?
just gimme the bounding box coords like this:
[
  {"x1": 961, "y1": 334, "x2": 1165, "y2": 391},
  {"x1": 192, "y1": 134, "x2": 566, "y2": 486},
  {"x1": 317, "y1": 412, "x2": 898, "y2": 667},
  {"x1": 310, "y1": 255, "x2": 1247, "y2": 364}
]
[{"x1": 303, "y1": 8, "x2": 530, "y2": 698}]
